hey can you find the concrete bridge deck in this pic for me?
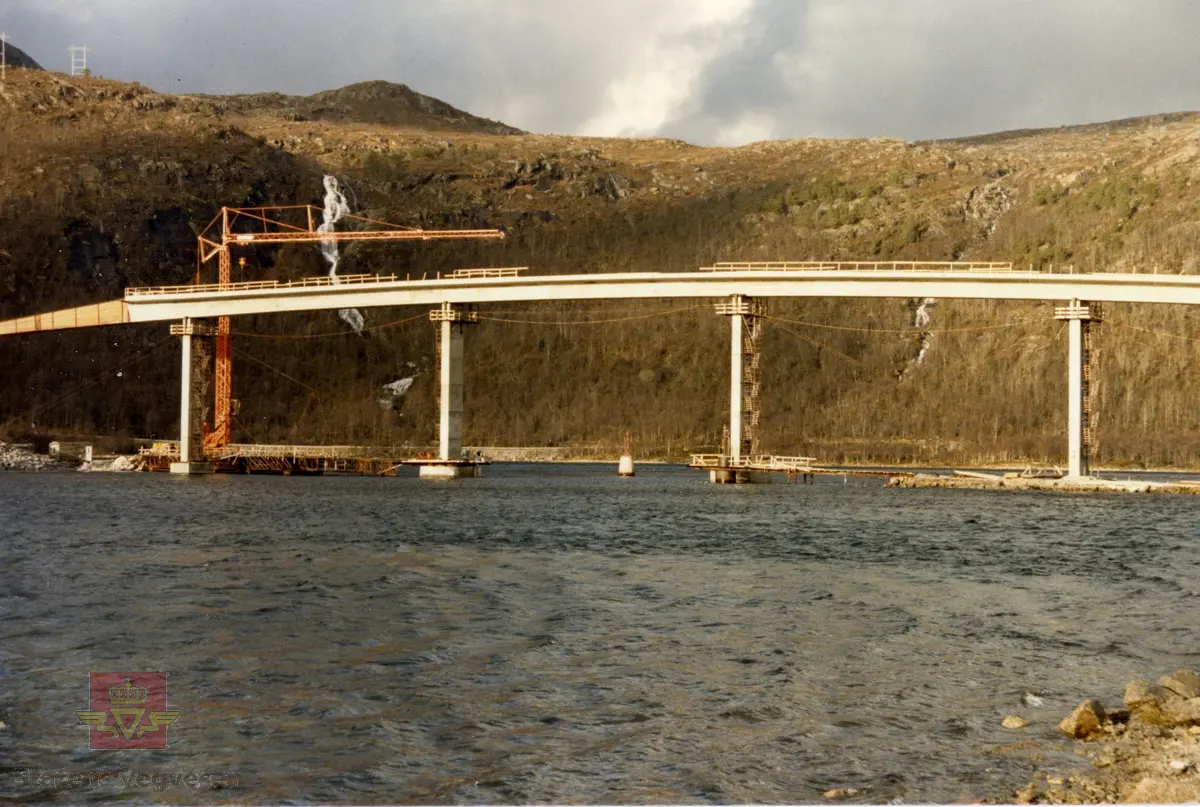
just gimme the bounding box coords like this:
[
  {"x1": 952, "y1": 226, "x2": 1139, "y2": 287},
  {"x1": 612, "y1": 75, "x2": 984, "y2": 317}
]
[
  {"x1": 9, "y1": 264, "x2": 1200, "y2": 336},
  {"x1": 3, "y1": 261, "x2": 1196, "y2": 480}
]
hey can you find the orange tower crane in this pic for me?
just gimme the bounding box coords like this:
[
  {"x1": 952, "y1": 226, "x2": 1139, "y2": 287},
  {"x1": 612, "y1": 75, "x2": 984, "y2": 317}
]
[{"x1": 196, "y1": 205, "x2": 505, "y2": 450}]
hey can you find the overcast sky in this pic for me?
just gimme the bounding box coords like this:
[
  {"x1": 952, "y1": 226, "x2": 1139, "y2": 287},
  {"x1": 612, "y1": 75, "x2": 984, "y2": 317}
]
[{"x1": 5, "y1": 0, "x2": 1200, "y2": 144}]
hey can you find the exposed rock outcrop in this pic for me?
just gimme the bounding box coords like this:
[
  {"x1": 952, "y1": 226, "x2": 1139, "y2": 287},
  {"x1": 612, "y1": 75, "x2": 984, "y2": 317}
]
[{"x1": 1, "y1": 40, "x2": 43, "y2": 71}]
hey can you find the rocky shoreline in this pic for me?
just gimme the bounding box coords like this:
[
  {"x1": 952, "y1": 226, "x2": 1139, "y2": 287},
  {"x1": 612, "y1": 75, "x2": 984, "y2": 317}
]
[
  {"x1": 1007, "y1": 669, "x2": 1200, "y2": 803},
  {"x1": 0, "y1": 441, "x2": 66, "y2": 471},
  {"x1": 889, "y1": 472, "x2": 1200, "y2": 495}
]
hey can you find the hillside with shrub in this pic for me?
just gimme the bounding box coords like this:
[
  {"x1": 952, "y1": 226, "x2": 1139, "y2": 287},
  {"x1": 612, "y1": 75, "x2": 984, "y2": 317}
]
[{"x1": 3, "y1": 67, "x2": 1200, "y2": 466}]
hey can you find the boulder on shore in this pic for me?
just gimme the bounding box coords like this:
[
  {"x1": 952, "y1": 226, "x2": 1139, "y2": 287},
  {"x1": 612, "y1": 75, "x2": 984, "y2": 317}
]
[
  {"x1": 1127, "y1": 671, "x2": 1200, "y2": 727},
  {"x1": 1164, "y1": 697, "x2": 1200, "y2": 726},
  {"x1": 1159, "y1": 670, "x2": 1200, "y2": 700},
  {"x1": 1126, "y1": 679, "x2": 1170, "y2": 725},
  {"x1": 1018, "y1": 669, "x2": 1200, "y2": 804},
  {"x1": 1058, "y1": 698, "x2": 1107, "y2": 739}
]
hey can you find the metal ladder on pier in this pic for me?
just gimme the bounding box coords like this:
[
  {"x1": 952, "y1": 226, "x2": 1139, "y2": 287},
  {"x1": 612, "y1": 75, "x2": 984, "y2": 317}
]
[{"x1": 741, "y1": 300, "x2": 766, "y2": 458}]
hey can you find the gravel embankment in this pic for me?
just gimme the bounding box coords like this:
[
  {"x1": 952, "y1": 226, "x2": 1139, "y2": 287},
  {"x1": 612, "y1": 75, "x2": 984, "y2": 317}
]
[
  {"x1": 1009, "y1": 669, "x2": 1200, "y2": 803},
  {"x1": 0, "y1": 441, "x2": 65, "y2": 471}
]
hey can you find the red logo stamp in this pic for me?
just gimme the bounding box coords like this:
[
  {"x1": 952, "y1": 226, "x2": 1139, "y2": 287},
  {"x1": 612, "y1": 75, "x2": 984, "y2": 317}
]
[{"x1": 74, "y1": 673, "x2": 180, "y2": 750}]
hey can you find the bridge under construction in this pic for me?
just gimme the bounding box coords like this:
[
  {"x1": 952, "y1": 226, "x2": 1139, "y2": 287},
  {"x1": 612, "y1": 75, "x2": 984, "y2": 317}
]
[{"x1": 3, "y1": 204, "x2": 1193, "y2": 481}]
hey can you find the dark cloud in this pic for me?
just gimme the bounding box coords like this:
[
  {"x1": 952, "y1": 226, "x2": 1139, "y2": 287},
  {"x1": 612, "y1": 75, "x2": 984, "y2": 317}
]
[
  {"x1": 663, "y1": 0, "x2": 1200, "y2": 142},
  {"x1": 659, "y1": 0, "x2": 812, "y2": 143},
  {"x1": 3, "y1": 0, "x2": 1200, "y2": 143}
]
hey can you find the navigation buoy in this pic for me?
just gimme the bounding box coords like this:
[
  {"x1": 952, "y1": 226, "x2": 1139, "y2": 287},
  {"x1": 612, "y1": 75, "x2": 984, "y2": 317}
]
[{"x1": 618, "y1": 431, "x2": 635, "y2": 477}]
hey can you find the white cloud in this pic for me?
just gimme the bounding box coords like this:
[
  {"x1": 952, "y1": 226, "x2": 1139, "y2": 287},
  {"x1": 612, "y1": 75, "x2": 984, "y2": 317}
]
[
  {"x1": 578, "y1": 0, "x2": 754, "y2": 137},
  {"x1": 713, "y1": 111, "x2": 777, "y2": 146}
]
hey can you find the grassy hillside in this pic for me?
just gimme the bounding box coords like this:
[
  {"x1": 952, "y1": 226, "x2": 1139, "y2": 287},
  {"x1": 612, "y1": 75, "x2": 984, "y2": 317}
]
[{"x1": 4, "y1": 69, "x2": 1200, "y2": 466}]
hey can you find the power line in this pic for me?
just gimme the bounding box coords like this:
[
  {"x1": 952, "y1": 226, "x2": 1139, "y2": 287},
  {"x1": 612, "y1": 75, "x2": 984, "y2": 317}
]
[
  {"x1": 761, "y1": 313, "x2": 1048, "y2": 335},
  {"x1": 231, "y1": 346, "x2": 323, "y2": 399},
  {"x1": 230, "y1": 312, "x2": 428, "y2": 339},
  {"x1": 1106, "y1": 318, "x2": 1200, "y2": 344},
  {"x1": 770, "y1": 322, "x2": 870, "y2": 369},
  {"x1": 37, "y1": 336, "x2": 174, "y2": 413},
  {"x1": 475, "y1": 304, "x2": 706, "y2": 326}
]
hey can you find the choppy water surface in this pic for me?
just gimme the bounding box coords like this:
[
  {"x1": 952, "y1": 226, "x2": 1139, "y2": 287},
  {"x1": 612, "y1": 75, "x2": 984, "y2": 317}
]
[{"x1": 2, "y1": 465, "x2": 1200, "y2": 804}]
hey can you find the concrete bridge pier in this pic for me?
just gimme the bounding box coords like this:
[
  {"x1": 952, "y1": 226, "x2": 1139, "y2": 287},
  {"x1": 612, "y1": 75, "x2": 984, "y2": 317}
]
[
  {"x1": 1055, "y1": 300, "x2": 1101, "y2": 478},
  {"x1": 169, "y1": 318, "x2": 214, "y2": 475},
  {"x1": 712, "y1": 295, "x2": 766, "y2": 482},
  {"x1": 422, "y1": 303, "x2": 479, "y2": 478},
  {"x1": 728, "y1": 300, "x2": 745, "y2": 463}
]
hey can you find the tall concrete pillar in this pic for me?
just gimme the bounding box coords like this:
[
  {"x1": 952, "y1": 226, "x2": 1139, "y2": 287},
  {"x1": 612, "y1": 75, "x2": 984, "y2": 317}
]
[
  {"x1": 1068, "y1": 315, "x2": 1085, "y2": 478},
  {"x1": 716, "y1": 294, "x2": 761, "y2": 468},
  {"x1": 169, "y1": 319, "x2": 214, "y2": 475},
  {"x1": 729, "y1": 305, "x2": 744, "y2": 462},
  {"x1": 178, "y1": 326, "x2": 193, "y2": 463},
  {"x1": 439, "y1": 317, "x2": 464, "y2": 461},
  {"x1": 1055, "y1": 300, "x2": 1099, "y2": 478},
  {"x1": 426, "y1": 303, "x2": 477, "y2": 475}
]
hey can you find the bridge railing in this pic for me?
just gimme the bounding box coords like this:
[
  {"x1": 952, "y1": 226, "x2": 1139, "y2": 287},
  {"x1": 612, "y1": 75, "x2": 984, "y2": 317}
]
[
  {"x1": 689, "y1": 453, "x2": 818, "y2": 470},
  {"x1": 704, "y1": 261, "x2": 1017, "y2": 273},
  {"x1": 126, "y1": 274, "x2": 399, "y2": 297},
  {"x1": 448, "y1": 267, "x2": 527, "y2": 278},
  {"x1": 127, "y1": 268, "x2": 530, "y2": 297},
  {"x1": 756, "y1": 455, "x2": 819, "y2": 471}
]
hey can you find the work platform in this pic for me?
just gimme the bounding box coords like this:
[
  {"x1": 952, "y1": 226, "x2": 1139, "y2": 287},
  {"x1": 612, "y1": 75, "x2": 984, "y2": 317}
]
[
  {"x1": 689, "y1": 454, "x2": 821, "y2": 484},
  {"x1": 140, "y1": 443, "x2": 414, "y2": 475}
]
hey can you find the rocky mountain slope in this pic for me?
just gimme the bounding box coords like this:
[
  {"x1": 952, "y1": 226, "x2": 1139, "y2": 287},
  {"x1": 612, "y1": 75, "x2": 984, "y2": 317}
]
[
  {"x1": 3, "y1": 67, "x2": 1200, "y2": 465},
  {"x1": 200, "y1": 80, "x2": 523, "y2": 134},
  {"x1": 1, "y1": 41, "x2": 42, "y2": 71}
]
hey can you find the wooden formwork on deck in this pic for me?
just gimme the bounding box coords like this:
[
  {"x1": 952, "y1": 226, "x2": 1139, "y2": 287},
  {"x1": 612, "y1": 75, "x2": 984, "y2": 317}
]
[{"x1": 137, "y1": 443, "x2": 409, "y2": 475}]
